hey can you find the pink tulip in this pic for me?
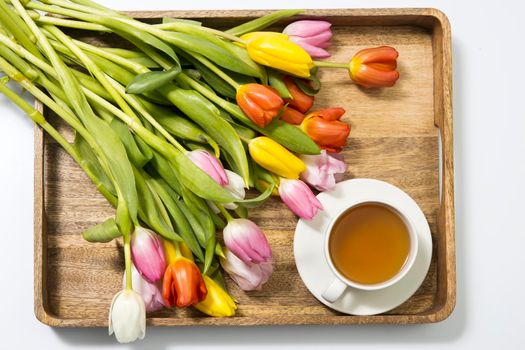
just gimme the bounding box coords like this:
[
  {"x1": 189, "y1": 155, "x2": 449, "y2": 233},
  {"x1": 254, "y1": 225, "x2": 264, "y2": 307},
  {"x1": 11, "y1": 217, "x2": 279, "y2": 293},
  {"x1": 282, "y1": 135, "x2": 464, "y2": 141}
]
[
  {"x1": 186, "y1": 150, "x2": 228, "y2": 186},
  {"x1": 279, "y1": 179, "x2": 324, "y2": 220},
  {"x1": 123, "y1": 265, "x2": 165, "y2": 313},
  {"x1": 283, "y1": 20, "x2": 333, "y2": 58},
  {"x1": 222, "y1": 218, "x2": 272, "y2": 264},
  {"x1": 220, "y1": 248, "x2": 273, "y2": 291},
  {"x1": 300, "y1": 150, "x2": 347, "y2": 191},
  {"x1": 131, "y1": 227, "x2": 166, "y2": 283}
]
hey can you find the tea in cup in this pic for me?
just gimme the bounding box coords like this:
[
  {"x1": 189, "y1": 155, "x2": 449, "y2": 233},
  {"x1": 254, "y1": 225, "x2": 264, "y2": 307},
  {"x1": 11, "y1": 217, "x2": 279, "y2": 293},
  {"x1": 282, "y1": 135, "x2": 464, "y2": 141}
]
[{"x1": 322, "y1": 201, "x2": 418, "y2": 302}]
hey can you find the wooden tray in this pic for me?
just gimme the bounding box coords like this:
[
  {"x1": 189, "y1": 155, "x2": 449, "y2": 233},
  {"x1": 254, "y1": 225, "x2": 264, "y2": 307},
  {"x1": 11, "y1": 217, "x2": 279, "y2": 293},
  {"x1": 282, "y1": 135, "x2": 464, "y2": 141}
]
[{"x1": 33, "y1": 8, "x2": 455, "y2": 326}]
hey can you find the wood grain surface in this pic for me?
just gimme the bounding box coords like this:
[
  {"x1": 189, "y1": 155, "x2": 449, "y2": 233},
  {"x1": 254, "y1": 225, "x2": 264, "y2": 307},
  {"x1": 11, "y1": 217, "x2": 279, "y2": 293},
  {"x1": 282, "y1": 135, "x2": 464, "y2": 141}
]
[{"x1": 34, "y1": 8, "x2": 455, "y2": 326}]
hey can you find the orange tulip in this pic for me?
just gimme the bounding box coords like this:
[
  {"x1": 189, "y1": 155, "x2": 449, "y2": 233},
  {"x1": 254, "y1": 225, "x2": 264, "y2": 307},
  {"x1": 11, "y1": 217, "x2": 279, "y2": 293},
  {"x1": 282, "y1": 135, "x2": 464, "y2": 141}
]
[
  {"x1": 162, "y1": 257, "x2": 207, "y2": 307},
  {"x1": 349, "y1": 46, "x2": 400, "y2": 88},
  {"x1": 236, "y1": 83, "x2": 284, "y2": 128},
  {"x1": 280, "y1": 107, "x2": 305, "y2": 125},
  {"x1": 283, "y1": 77, "x2": 314, "y2": 113},
  {"x1": 301, "y1": 108, "x2": 350, "y2": 152}
]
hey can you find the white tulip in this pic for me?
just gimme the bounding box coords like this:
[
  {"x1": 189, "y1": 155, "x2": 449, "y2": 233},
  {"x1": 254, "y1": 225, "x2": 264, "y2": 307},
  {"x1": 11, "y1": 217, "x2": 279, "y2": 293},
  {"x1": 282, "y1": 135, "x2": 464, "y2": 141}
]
[
  {"x1": 208, "y1": 170, "x2": 246, "y2": 212},
  {"x1": 108, "y1": 289, "x2": 146, "y2": 343}
]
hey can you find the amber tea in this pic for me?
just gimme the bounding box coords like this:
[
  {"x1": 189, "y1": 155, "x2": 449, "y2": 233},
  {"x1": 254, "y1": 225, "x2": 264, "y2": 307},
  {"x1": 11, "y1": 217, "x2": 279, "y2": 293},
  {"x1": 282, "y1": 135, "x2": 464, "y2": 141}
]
[{"x1": 328, "y1": 203, "x2": 411, "y2": 285}]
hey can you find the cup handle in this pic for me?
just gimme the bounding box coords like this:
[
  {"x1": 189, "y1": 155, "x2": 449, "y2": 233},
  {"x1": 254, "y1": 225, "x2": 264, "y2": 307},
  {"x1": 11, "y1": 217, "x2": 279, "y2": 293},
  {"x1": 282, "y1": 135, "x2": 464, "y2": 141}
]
[{"x1": 321, "y1": 278, "x2": 347, "y2": 303}]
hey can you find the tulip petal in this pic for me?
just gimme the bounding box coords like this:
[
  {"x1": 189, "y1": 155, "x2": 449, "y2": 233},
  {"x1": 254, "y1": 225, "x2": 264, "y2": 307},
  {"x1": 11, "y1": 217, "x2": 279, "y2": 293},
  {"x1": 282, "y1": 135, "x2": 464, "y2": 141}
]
[
  {"x1": 291, "y1": 41, "x2": 331, "y2": 59},
  {"x1": 280, "y1": 107, "x2": 305, "y2": 125},
  {"x1": 354, "y1": 46, "x2": 399, "y2": 64},
  {"x1": 300, "y1": 151, "x2": 347, "y2": 191},
  {"x1": 290, "y1": 30, "x2": 333, "y2": 48},
  {"x1": 279, "y1": 179, "x2": 323, "y2": 220},
  {"x1": 283, "y1": 20, "x2": 332, "y2": 38}
]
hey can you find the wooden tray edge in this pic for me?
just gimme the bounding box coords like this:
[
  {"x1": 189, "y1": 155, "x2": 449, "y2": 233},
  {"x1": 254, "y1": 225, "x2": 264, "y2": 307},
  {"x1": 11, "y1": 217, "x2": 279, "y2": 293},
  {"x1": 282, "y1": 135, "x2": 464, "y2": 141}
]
[{"x1": 32, "y1": 7, "x2": 456, "y2": 327}]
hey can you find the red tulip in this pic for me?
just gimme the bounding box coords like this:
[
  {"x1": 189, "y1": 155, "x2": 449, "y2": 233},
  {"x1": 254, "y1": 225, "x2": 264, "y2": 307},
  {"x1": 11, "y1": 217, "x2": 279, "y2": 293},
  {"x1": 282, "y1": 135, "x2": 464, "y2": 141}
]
[
  {"x1": 349, "y1": 46, "x2": 400, "y2": 88},
  {"x1": 283, "y1": 77, "x2": 314, "y2": 113},
  {"x1": 236, "y1": 83, "x2": 284, "y2": 127},
  {"x1": 300, "y1": 108, "x2": 350, "y2": 152},
  {"x1": 162, "y1": 257, "x2": 207, "y2": 307},
  {"x1": 280, "y1": 107, "x2": 305, "y2": 125}
]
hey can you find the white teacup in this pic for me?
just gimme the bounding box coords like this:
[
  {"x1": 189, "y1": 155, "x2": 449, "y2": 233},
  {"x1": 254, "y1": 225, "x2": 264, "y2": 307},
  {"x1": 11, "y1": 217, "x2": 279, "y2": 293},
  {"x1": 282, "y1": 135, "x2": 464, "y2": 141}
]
[{"x1": 321, "y1": 200, "x2": 419, "y2": 303}]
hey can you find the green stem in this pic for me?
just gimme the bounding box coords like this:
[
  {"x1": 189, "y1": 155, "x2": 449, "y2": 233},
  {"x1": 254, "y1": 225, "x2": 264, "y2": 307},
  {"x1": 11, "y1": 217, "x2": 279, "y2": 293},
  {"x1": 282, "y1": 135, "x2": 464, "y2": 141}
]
[
  {"x1": 157, "y1": 22, "x2": 246, "y2": 45},
  {"x1": 1, "y1": 0, "x2": 42, "y2": 60},
  {"x1": 44, "y1": 25, "x2": 141, "y2": 125},
  {"x1": 124, "y1": 232, "x2": 132, "y2": 290},
  {"x1": 191, "y1": 53, "x2": 240, "y2": 89},
  {"x1": 217, "y1": 203, "x2": 234, "y2": 222},
  {"x1": 106, "y1": 77, "x2": 187, "y2": 153},
  {"x1": 30, "y1": 13, "x2": 109, "y2": 32},
  {"x1": 177, "y1": 72, "x2": 243, "y2": 119},
  {"x1": 0, "y1": 76, "x2": 117, "y2": 206},
  {"x1": 313, "y1": 60, "x2": 348, "y2": 69}
]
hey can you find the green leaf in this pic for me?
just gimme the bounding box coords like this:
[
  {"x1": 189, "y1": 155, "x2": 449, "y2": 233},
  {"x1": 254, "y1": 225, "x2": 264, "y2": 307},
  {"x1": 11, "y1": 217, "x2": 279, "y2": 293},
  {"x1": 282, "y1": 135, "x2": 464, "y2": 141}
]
[
  {"x1": 133, "y1": 167, "x2": 182, "y2": 241},
  {"x1": 107, "y1": 19, "x2": 181, "y2": 66},
  {"x1": 82, "y1": 218, "x2": 121, "y2": 243},
  {"x1": 171, "y1": 150, "x2": 238, "y2": 203},
  {"x1": 162, "y1": 17, "x2": 202, "y2": 26},
  {"x1": 161, "y1": 84, "x2": 250, "y2": 185},
  {"x1": 294, "y1": 75, "x2": 321, "y2": 96},
  {"x1": 268, "y1": 69, "x2": 292, "y2": 98},
  {"x1": 237, "y1": 183, "x2": 274, "y2": 208},
  {"x1": 126, "y1": 66, "x2": 182, "y2": 94},
  {"x1": 226, "y1": 10, "x2": 303, "y2": 36},
  {"x1": 234, "y1": 205, "x2": 248, "y2": 218},
  {"x1": 74, "y1": 133, "x2": 116, "y2": 195},
  {"x1": 110, "y1": 118, "x2": 152, "y2": 167},
  {"x1": 147, "y1": 151, "x2": 182, "y2": 195},
  {"x1": 150, "y1": 106, "x2": 220, "y2": 157},
  {"x1": 146, "y1": 176, "x2": 204, "y2": 261},
  {"x1": 163, "y1": 27, "x2": 261, "y2": 78}
]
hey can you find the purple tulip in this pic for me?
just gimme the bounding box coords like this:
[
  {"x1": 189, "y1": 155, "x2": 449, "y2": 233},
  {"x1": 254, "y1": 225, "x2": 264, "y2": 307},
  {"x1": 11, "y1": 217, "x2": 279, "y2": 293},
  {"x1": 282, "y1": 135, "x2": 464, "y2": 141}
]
[
  {"x1": 220, "y1": 248, "x2": 273, "y2": 291},
  {"x1": 123, "y1": 265, "x2": 165, "y2": 313},
  {"x1": 131, "y1": 227, "x2": 166, "y2": 283},
  {"x1": 283, "y1": 20, "x2": 333, "y2": 58},
  {"x1": 222, "y1": 219, "x2": 272, "y2": 264},
  {"x1": 186, "y1": 150, "x2": 228, "y2": 186},
  {"x1": 279, "y1": 179, "x2": 324, "y2": 220},
  {"x1": 300, "y1": 150, "x2": 347, "y2": 191}
]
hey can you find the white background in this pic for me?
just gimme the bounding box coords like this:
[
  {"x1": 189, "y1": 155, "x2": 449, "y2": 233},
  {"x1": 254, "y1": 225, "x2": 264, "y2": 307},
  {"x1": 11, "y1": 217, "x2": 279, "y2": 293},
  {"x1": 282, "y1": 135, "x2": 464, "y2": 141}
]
[{"x1": 1, "y1": 0, "x2": 524, "y2": 348}]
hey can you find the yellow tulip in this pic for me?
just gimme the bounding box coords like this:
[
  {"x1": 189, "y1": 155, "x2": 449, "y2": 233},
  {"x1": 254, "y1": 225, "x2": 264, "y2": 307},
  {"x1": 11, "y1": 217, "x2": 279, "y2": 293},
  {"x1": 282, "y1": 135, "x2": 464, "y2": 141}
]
[
  {"x1": 194, "y1": 276, "x2": 237, "y2": 317},
  {"x1": 242, "y1": 32, "x2": 314, "y2": 78},
  {"x1": 248, "y1": 136, "x2": 306, "y2": 179},
  {"x1": 162, "y1": 239, "x2": 193, "y2": 264}
]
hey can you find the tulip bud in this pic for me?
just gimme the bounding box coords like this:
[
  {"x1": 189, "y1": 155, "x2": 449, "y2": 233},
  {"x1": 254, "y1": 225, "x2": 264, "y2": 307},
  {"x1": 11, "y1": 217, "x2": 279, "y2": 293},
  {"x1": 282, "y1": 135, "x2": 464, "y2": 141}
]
[
  {"x1": 301, "y1": 108, "x2": 350, "y2": 153},
  {"x1": 243, "y1": 32, "x2": 314, "y2": 78},
  {"x1": 208, "y1": 170, "x2": 246, "y2": 212},
  {"x1": 186, "y1": 150, "x2": 228, "y2": 186},
  {"x1": 279, "y1": 178, "x2": 323, "y2": 220},
  {"x1": 194, "y1": 275, "x2": 237, "y2": 317},
  {"x1": 220, "y1": 248, "x2": 273, "y2": 291},
  {"x1": 223, "y1": 218, "x2": 272, "y2": 264},
  {"x1": 236, "y1": 83, "x2": 284, "y2": 128},
  {"x1": 108, "y1": 289, "x2": 146, "y2": 343},
  {"x1": 162, "y1": 257, "x2": 207, "y2": 307},
  {"x1": 349, "y1": 46, "x2": 400, "y2": 88},
  {"x1": 283, "y1": 77, "x2": 314, "y2": 113},
  {"x1": 283, "y1": 20, "x2": 333, "y2": 59},
  {"x1": 131, "y1": 227, "x2": 166, "y2": 283},
  {"x1": 280, "y1": 106, "x2": 305, "y2": 125},
  {"x1": 123, "y1": 265, "x2": 165, "y2": 313},
  {"x1": 300, "y1": 150, "x2": 347, "y2": 191},
  {"x1": 248, "y1": 136, "x2": 306, "y2": 179}
]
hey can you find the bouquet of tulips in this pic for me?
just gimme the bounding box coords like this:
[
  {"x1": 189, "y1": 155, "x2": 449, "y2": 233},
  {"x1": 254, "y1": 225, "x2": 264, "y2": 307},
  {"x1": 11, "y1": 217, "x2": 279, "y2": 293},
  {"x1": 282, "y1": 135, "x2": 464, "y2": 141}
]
[{"x1": 0, "y1": 0, "x2": 399, "y2": 343}]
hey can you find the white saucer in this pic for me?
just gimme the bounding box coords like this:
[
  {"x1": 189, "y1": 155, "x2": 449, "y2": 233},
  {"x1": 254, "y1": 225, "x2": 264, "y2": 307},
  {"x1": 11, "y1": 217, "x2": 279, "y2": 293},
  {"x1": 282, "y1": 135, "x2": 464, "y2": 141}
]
[{"x1": 294, "y1": 179, "x2": 432, "y2": 315}]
